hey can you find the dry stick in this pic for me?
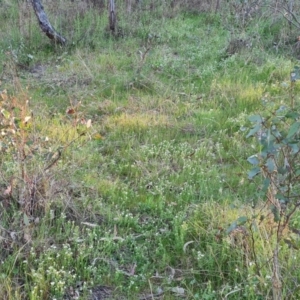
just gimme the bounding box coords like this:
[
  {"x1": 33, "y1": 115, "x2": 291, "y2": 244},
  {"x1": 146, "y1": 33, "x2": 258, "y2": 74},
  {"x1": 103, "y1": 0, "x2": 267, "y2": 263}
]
[
  {"x1": 272, "y1": 245, "x2": 282, "y2": 300},
  {"x1": 44, "y1": 132, "x2": 87, "y2": 172},
  {"x1": 282, "y1": 1, "x2": 300, "y2": 29},
  {"x1": 264, "y1": 159, "x2": 283, "y2": 300},
  {"x1": 137, "y1": 44, "x2": 152, "y2": 76},
  {"x1": 266, "y1": 3, "x2": 300, "y2": 30},
  {"x1": 31, "y1": 0, "x2": 66, "y2": 45},
  {"x1": 249, "y1": 222, "x2": 262, "y2": 278}
]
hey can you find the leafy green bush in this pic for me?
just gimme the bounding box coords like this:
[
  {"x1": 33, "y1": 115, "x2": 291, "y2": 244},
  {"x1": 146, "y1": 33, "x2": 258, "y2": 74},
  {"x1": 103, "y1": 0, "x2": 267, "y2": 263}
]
[{"x1": 242, "y1": 66, "x2": 300, "y2": 299}]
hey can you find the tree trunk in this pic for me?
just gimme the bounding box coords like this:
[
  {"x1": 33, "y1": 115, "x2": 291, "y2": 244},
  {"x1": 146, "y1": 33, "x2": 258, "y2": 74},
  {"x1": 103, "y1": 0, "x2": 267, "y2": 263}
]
[
  {"x1": 215, "y1": 0, "x2": 220, "y2": 13},
  {"x1": 126, "y1": 0, "x2": 132, "y2": 13},
  {"x1": 108, "y1": 0, "x2": 116, "y2": 33},
  {"x1": 31, "y1": 0, "x2": 66, "y2": 45}
]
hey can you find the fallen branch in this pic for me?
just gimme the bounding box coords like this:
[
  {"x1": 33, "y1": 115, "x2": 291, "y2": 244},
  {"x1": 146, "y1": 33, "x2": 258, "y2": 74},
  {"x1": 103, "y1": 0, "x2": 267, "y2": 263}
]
[{"x1": 31, "y1": 0, "x2": 66, "y2": 45}]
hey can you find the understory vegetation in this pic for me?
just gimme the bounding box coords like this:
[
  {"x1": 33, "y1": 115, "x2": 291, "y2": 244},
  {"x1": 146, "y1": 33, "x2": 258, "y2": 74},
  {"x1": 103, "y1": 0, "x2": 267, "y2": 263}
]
[{"x1": 1, "y1": 1, "x2": 300, "y2": 299}]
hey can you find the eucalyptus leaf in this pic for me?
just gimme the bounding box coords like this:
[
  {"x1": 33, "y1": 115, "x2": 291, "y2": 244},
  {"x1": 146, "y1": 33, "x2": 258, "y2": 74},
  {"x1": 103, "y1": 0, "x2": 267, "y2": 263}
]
[
  {"x1": 295, "y1": 168, "x2": 300, "y2": 176},
  {"x1": 262, "y1": 178, "x2": 270, "y2": 192},
  {"x1": 278, "y1": 167, "x2": 288, "y2": 175},
  {"x1": 247, "y1": 155, "x2": 259, "y2": 165},
  {"x1": 289, "y1": 143, "x2": 299, "y2": 154},
  {"x1": 246, "y1": 124, "x2": 261, "y2": 138},
  {"x1": 271, "y1": 205, "x2": 280, "y2": 223},
  {"x1": 276, "y1": 194, "x2": 287, "y2": 202},
  {"x1": 285, "y1": 111, "x2": 300, "y2": 120},
  {"x1": 272, "y1": 128, "x2": 282, "y2": 139},
  {"x1": 248, "y1": 115, "x2": 263, "y2": 123},
  {"x1": 266, "y1": 158, "x2": 275, "y2": 172},
  {"x1": 287, "y1": 122, "x2": 300, "y2": 139},
  {"x1": 248, "y1": 167, "x2": 261, "y2": 179},
  {"x1": 226, "y1": 221, "x2": 237, "y2": 234},
  {"x1": 237, "y1": 216, "x2": 248, "y2": 225},
  {"x1": 23, "y1": 213, "x2": 30, "y2": 226}
]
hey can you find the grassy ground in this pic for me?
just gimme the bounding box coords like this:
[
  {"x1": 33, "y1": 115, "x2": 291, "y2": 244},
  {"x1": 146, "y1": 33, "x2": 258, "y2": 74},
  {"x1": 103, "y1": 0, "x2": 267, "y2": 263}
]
[{"x1": 1, "y1": 1, "x2": 300, "y2": 299}]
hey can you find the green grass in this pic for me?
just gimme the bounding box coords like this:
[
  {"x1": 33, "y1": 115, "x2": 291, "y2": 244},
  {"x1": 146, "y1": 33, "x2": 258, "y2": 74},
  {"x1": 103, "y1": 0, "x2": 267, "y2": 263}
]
[{"x1": 1, "y1": 1, "x2": 300, "y2": 299}]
